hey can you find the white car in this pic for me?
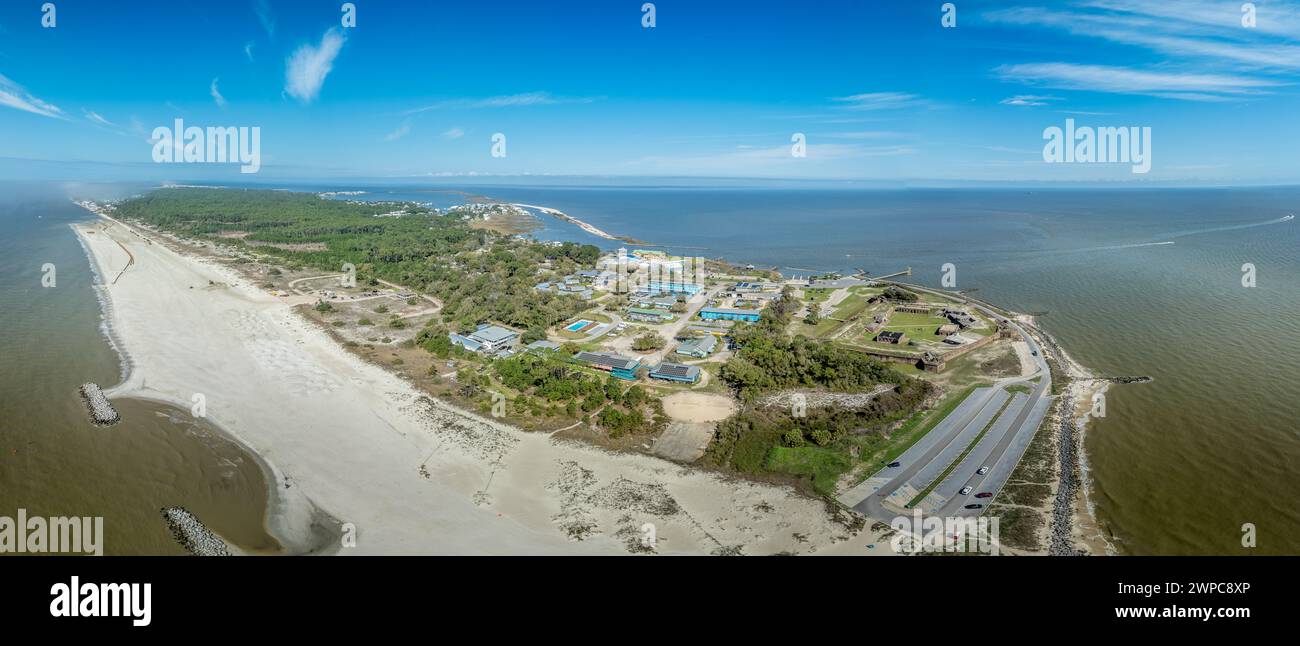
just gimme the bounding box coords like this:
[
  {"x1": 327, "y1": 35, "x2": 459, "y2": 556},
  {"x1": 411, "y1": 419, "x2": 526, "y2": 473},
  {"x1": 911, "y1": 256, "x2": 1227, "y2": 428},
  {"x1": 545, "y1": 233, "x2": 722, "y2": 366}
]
[
  {"x1": 960, "y1": 486, "x2": 973, "y2": 495},
  {"x1": 977, "y1": 466, "x2": 989, "y2": 475}
]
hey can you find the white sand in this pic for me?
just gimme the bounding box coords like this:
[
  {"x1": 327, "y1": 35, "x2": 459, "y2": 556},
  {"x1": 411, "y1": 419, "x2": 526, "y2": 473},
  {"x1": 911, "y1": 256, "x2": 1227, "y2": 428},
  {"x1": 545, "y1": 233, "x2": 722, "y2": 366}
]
[
  {"x1": 661, "y1": 392, "x2": 738, "y2": 424},
  {"x1": 76, "y1": 216, "x2": 865, "y2": 555}
]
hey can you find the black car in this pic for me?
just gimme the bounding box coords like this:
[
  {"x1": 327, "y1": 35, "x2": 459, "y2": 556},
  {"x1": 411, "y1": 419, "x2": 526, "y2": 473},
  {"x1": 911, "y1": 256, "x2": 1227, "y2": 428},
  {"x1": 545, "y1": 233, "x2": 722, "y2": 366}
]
[
  {"x1": 964, "y1": 504, "x2": 983, "y2": 510},
  {"x1": 887, "y1": 461, "x2": 901, "y2": 468}
]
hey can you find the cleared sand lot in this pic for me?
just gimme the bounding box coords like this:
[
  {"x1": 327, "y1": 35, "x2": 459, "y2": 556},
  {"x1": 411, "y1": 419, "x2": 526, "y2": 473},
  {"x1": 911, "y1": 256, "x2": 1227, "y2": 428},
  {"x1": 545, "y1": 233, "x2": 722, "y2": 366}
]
[{"x1": 76, "y1": 216, "x2": 863, "y2": 555}]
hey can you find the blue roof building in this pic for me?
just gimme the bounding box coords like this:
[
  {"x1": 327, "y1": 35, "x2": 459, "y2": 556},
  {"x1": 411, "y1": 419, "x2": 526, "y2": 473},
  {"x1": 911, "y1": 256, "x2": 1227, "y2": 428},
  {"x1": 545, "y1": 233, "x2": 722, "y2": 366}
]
[{"x1": 699, "y1": 307, "x2": 761, "y2": 323}]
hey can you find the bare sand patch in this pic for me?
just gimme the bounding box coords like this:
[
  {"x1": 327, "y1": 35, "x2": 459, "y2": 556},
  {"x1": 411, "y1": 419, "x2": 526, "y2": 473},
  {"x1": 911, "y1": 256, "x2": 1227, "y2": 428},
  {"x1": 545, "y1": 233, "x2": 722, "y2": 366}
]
[{"x1": 661, "y1": 392, "x2": 737, "y2": 424}]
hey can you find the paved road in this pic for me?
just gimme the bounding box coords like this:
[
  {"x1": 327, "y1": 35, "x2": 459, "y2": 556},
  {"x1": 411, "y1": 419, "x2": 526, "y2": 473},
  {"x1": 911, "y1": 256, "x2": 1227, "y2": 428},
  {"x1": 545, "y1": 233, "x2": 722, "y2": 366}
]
[{"x1": 842, "y1": 281, "x2": 1051, "y2": 526}]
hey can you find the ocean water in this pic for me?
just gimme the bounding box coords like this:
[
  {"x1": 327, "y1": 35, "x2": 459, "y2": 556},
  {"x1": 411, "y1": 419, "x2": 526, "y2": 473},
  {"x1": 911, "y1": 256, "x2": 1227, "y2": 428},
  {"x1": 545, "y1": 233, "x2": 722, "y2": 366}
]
[
  {"x1": 0, "y1": 182, "x2": 278, "y2": 555},
  {"x1": 455, "y1": 185, "x2": 1300, "y2": 555}
]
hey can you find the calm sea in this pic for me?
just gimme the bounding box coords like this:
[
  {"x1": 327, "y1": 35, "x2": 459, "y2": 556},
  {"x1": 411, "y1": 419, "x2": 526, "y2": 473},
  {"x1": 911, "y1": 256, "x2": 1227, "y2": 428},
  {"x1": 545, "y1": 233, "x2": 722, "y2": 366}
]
[{"x1": 0, "y1": 182, "x2": 278, "y2": 556}]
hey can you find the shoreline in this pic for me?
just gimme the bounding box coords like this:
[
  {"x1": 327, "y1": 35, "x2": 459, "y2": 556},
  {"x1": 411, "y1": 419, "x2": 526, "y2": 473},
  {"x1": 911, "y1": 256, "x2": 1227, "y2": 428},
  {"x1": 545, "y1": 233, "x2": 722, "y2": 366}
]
[
  {"x1": 75, "y1": 215, "x2": 339, "y2": 555},
  {"x1": 72, "y1": 205, "x2": 880, "y2": 556},
  {"x1": 513, "y1": 203, "x2": 652, "y2": 245}
]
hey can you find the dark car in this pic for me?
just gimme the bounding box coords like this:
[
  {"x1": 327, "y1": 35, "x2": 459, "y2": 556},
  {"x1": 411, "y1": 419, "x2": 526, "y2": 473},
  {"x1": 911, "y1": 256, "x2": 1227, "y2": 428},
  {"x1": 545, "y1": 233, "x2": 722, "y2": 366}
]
[
  {"x1": 964, "y1": 504, "x2": 983, "y2": 510},
  {"x1": 975, "y1": 492, "x2": 993, "y2": 499},
  {"x1": 887, "y1": 461, "x2": 901, "y2": 468}
]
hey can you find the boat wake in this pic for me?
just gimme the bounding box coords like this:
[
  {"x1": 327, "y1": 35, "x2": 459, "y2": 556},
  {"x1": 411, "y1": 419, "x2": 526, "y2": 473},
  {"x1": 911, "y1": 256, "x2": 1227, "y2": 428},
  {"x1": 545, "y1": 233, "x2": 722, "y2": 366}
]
[{"x1": 1065, "y1": 213, "x2": 1291, "y2": 254}]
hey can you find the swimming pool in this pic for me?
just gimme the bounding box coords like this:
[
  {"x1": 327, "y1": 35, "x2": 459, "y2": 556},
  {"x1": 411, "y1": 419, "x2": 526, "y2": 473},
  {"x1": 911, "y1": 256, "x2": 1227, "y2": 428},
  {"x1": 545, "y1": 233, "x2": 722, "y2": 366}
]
[{"x1": 565, "y1": 320, "x2": 593, "y2": 332}]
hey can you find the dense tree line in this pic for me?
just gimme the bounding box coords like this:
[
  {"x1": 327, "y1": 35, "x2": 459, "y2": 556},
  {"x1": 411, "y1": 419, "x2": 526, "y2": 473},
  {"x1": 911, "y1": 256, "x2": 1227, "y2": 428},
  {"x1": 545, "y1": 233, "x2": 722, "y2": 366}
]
[{"x1": 116, "y1": 188, "x2": 601, "y2": 335}]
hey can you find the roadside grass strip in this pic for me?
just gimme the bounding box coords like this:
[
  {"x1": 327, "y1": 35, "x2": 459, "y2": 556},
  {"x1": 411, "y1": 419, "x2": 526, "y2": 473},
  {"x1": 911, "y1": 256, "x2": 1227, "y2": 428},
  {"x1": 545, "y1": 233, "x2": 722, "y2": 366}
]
[{"x1": 859, "y1": 383, "x2": 989, "y2": 481}]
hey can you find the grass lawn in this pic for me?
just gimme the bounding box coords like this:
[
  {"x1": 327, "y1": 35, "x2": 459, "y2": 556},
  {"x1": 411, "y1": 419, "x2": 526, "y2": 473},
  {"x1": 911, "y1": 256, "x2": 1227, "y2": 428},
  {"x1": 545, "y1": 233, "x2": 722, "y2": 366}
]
[{"x1": 766, "y1": 445, "x2": 855, "y2": 496}]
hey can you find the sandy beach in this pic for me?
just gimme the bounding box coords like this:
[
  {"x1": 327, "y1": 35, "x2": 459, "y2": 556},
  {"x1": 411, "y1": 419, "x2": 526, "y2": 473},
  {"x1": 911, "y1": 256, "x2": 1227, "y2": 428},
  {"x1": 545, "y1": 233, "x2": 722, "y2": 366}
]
[{"x1": 74, "y1": 212, "x2": 879, "y2": 556}]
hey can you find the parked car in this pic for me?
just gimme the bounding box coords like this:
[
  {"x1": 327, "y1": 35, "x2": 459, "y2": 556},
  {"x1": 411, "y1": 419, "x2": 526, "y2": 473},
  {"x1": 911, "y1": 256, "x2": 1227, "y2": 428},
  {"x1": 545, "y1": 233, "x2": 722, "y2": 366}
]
[
  {"x1": 887, "y1": 461, "x2": 901, "y2": 468},
  {"x1": 964, "y1": 504, "x2": 983, "y2": 510},
  {"x1": 976, "y1": 466, "x2": 989, "y2": 475},
  {"x1": 975, "y1": 492, "x2": 993, "y2": 499},
  {"x1": 960, "y1": 486, "x2": 973, "y2": 495}
]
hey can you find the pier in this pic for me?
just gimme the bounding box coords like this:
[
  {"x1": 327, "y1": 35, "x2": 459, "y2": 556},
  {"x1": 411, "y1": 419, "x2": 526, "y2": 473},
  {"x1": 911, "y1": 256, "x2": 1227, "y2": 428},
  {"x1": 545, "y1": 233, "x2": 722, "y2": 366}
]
[{"x1": 78, "y1": 382, "x2": 120, "y2": 426}]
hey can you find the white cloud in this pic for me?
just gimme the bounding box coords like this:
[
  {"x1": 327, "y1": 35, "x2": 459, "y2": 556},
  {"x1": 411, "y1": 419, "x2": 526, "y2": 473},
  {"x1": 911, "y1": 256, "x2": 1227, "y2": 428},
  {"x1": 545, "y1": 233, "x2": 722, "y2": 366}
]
[
  {"x1": 988, "y1": 4, "x2": 1300, "y2": 71},
  {"x1": 384, "y1": 121, "x2": 411, "y2": 141},
  {"x1": 254, "y1": 0, "x2": 275, "y2": 38},
  {"x1": 826, "y1": 130, "x2": 905, "y2": 139},
  {"x1": 0, "y1": 74, "x2": 64, "y2": 119},
  {"x1": 210, "y1": 77, "x2": 227, "y2": 108},
  {"x1": 999, "y1": 94, "x2": 1059, "y2": 107},
  {"x1": 831, "y1": 92, "x2": 924, "y2": 110},
  {"x1": 404, "y1": 92, "x2": 597, "y2": 115},
  {"x1": 82, "y1": 109, "x2": 115, "y2": 127},
  {"x1": 284, "y1": 28, "x2": 346, "y2": 104},
  {"x1": 442, "y1": 127, "x2": 465, "y2": 139},
  {"x1": 995, "y1": 62, "x2": 1278, "y2": 101},
  {"x1": 244, "y1": 41, "x2": 255, "y2": 62}
]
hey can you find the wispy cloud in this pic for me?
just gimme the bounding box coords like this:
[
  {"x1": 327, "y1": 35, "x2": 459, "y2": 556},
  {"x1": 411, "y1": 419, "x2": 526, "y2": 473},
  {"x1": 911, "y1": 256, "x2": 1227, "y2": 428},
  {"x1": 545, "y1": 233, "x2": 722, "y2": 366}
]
[
  {"x1": 999, "y1": 94, "x2": 1059, "y2": 107},
  {"x1": 830, "y1": 92, "x2": 924, "y2": 110},
  {"x1": 244, "y1": 41, "x2": 255, "y2": 62},
  {"x1": 0, "y1": 74, "x2": 64, "y2": 119},
  {"x1": 986, "y1": 1, "x2": 1300, "y2": 104},
  {"x1": 403, "y1": 92, "x2": 598, "y2": 115},
  {"x1": 284, "y1": 28, "x2": 346, "y2": 104},
  {"x1": 442, "y1": 127, "x2": 465, "y2": 139},
  {"x1": 383, "y1": 121, "x2": 411, "y2": 141},
  {"x1": 82, "y1": 109, "x2": 115, "y2": 128},
  {"x1": 253, "y1": 0, "x2": 275, "y2": 38},
  {"x1": 825, "y1": 130, "x2": 906, "y2": 140},
  {"x1": 995, "y1": 62, "x2": 1279, "y2": 101},
  {"x1": 210, "y1": 77, "x2": 227, "y2": 108}
]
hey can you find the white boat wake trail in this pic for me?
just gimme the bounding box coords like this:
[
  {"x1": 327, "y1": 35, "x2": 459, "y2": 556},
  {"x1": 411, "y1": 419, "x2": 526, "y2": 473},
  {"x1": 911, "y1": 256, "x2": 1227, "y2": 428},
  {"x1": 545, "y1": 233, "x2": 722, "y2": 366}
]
[{"x1": 1069, "y1": 213, "x2": 1292, "y2": 253}]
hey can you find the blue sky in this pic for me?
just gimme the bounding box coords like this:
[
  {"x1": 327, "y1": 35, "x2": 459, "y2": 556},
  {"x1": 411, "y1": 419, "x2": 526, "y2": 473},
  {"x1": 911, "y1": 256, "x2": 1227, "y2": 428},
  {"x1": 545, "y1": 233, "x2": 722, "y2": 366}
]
[{"x1": 0, "y1": 0, "x2": 1297, "y2": 184}]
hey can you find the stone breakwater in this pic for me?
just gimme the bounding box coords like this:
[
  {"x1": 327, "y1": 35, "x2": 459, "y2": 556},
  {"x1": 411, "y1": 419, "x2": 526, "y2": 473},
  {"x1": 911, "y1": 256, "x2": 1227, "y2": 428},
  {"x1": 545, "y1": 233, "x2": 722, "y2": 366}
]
[
  {"x1": 1048, "y1": 394, "x2": 1086, "y2": 556},
  {"x1": 78, "y1": 382, "x2": 120, "y2": 426},
  {"x1": 161, "y1": 506, "x2": 233, "y2": 556}
]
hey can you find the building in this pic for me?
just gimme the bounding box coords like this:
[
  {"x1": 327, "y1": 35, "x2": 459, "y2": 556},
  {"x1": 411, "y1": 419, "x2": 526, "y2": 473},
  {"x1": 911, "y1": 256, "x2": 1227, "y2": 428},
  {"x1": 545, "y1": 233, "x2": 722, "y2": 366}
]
[
  {"x1": 674, "y1": 335, "x2": 717, "y2": 358},
  {"x1": 733, "y1": 281, "x2": 778, "y2": 293},
  {"x1": 450, "y1": 324, "x2": 520, "y2": 354},
  {"x1": 526, "y1": 340, "x2": 560, "y2": 353},
  {"x1": 896, "y1": 305, "x2": 930, "y2": 314},
  {"x1": 875, "y1": 330, "x2": 908, "y2": 345},
  {"x1": 634, "y1": 294, "x2": 679, "y2": 310},
  {"x1": 688, "y1": 324, "x2": 732, "y2": 336},
  {"x1": 699, "y1": 307, "x2": 761, "y2": 323},
  {"x1": 646, "y1": 280, "x2": 702, "y2": 295},
  {"x1": 943, "y1": 334, "x2": 966, "y2": 345},
  {"x1": 627, "y1": 307, "x2": 673, "y2": 323},
  {"x1": 649, "y1": 362, "x2": 701, "y2": 384},
  {"x1": 575, "y1": 351, "x2": 640, "y2": 380}
]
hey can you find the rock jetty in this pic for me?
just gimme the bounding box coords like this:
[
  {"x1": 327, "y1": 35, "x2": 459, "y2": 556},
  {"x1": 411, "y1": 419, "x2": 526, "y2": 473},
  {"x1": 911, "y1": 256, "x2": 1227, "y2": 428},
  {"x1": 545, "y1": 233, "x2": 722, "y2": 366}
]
[
  {"x1": 160, "y1": 506, "x2": 233, "y2": 556},
  {"x1": 78, "y1": 382, "x2": 120, "y2": 426}
]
